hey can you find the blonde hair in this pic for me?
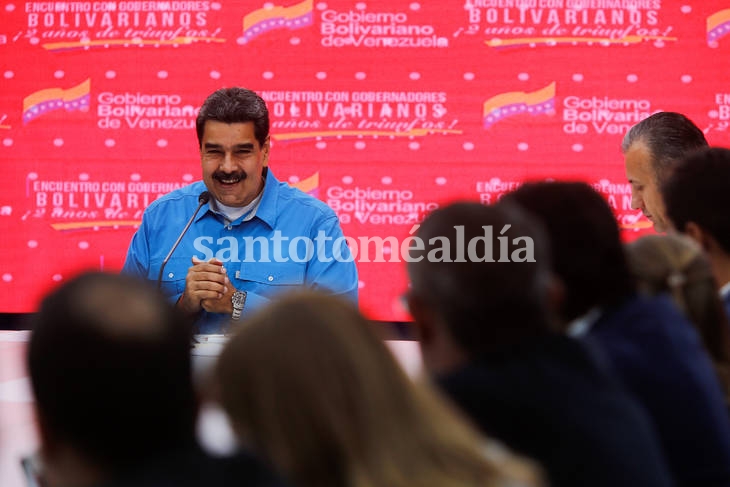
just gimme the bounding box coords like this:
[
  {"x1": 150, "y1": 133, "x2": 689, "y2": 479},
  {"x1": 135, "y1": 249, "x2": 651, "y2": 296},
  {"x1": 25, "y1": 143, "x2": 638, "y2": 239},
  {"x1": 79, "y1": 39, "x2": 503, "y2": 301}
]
[
  {"x1": 216, "y1": 292, "x2": 540, "y2": 487},
  {"x1": 627, "y1": 234, "x2": 730, "y2": 365}
]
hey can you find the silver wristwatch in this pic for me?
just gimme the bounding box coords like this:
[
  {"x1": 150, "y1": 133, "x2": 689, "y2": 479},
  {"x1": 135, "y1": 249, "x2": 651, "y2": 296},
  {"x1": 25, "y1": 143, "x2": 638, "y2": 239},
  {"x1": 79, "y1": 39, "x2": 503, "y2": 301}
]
[{"x1": 231, "y1": 290, "x2": 247, "y2": 321}]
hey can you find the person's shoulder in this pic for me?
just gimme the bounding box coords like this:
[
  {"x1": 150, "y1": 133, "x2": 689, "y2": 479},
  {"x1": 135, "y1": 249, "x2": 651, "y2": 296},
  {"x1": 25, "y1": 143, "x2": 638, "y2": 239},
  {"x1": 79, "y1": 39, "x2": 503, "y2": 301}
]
[
  {"x1": 439, "y1": 335, "x2": 617, "y2": 397},
  {"x1": 590, "y1": 294, "x2": 666, "y2": 334},
  {"x1": 604, "y1": 293, "x2": 694, "y2": 334},
  {"x1": 274, "y1": 179, "x2": 336, "y2": 219}
]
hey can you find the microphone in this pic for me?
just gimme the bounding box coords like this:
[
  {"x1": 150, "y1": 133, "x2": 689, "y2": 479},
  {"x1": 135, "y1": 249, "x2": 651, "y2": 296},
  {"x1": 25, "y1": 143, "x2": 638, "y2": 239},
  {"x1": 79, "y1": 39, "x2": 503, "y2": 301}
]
[{"x1": 157, "y1": 191, "x2": 211, "y2": 289}]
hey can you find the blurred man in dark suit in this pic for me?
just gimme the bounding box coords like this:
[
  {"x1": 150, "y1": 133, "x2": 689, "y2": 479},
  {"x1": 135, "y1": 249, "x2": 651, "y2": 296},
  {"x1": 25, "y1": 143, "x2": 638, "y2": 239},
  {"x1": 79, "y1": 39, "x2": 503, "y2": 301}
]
[
  {"x1": 405, "y1": 201, "x2": 673, "y2": 487},
  {"x1": 506, "y1": 181, "x2": 730, "y2": 487}
]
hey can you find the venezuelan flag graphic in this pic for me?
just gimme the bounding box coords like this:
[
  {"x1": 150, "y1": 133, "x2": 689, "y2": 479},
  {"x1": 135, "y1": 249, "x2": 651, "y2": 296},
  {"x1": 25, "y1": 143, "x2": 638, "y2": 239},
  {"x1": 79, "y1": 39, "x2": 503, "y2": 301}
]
[
  {"x1": 483, "y1": 82, "x2": 555, "y2": 129},
  {"x1": 290, "y1": 172, "x2": 320, "y2": 198},
  {"x1": 707, "y1": 9, "x2": 730, "y2": 44},
  {"x1": 241, "y1": 0, "x2": 313, "y2": 44},
  {"x1": 23, "y1": 79, "x2": 90, "y2": 124}
]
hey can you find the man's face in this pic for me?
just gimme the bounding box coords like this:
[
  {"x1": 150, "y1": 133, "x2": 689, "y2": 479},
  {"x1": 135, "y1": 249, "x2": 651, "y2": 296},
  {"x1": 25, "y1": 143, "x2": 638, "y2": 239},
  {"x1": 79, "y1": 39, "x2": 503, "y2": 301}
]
[
  {"x1": 624, "y1": 142, "x2": 669, "y2": 232},
  {"x1": 201, "y1": 120, "x2": 269, "y2": 207}
]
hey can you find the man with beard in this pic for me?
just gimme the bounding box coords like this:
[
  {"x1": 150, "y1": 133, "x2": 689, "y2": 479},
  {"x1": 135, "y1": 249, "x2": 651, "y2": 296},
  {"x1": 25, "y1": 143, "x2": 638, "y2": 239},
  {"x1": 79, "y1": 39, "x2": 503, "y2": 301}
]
[{"x1": 123, "y1": 87, "x2": 358, "y2": 334}]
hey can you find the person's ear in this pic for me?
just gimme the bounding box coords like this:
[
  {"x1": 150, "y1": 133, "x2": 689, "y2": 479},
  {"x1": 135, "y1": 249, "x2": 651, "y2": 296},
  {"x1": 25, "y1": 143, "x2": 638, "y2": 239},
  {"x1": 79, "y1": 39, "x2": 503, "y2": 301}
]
[
  {"x1": 685, "y1": 222, "x2": 714, "y2": 252},
  {"x1": 262, "y1": 137, "x2": 270, "y2": 167},
  {"x1": 544, "y1": 273, "x2": 567, "y2": 330},
  {"x1": 34, "y1": 406, "x2": 59, "y2": 458},
  {"x1": 405, "y1": 292, "x2": 436, "y2": 346}
]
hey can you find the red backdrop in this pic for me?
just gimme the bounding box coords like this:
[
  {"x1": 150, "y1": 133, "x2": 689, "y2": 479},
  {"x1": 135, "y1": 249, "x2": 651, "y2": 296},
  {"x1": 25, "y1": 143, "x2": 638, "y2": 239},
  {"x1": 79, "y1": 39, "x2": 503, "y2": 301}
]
[{"x1": 2, "y1": 0, "x2": 730, "y2": 321}]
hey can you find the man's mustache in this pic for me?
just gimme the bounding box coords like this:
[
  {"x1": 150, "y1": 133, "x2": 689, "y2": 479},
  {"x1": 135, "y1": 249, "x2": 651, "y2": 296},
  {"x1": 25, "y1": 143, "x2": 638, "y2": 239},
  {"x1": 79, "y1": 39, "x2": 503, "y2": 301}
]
[{"x1": 213, "y1": 171, "x2": 247, "y2": 182}]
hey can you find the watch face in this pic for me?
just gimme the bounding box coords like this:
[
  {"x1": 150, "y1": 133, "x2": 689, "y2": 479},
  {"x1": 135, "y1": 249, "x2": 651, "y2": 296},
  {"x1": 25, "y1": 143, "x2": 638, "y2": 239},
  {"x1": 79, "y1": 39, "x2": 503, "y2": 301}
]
[{"x1": 232, "y1": 291, "x2": 246, "y2": 307}]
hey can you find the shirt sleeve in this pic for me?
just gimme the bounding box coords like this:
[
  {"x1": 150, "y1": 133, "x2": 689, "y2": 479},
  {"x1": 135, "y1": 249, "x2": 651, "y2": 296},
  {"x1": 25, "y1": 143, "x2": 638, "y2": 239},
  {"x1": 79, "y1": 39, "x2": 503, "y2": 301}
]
[{"x1": 121, "y1": 216, "x2": 150, "y2": 278}]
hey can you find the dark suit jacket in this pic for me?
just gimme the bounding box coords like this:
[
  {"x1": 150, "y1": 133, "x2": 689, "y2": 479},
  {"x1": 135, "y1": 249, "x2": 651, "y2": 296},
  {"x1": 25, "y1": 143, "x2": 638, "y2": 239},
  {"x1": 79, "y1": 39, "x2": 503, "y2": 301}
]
[
  {"x1": 96, "y1": 445, "x2": 289, "y2": 487},
  {"x1": 438, "y1": 333, "x2": 674, "y2": 487},
  {"x1": 585, "y1": 293, "x2": 730, "y2": 487}
]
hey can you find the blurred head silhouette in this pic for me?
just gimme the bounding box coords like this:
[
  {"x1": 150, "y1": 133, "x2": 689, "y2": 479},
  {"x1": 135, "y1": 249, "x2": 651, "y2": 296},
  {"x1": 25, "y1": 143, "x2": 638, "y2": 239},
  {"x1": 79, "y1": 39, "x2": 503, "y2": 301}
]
[
  {"x1": 405, "y1": 201, "x2": 558, "y2": 374},
  {"x1": 663, "y1": 147, "x2": 730, "y2": 293},
  {"x1": 503, "y1": 181, "x2": 634, "y2": 325},
  {"x1": 28, "y1": 272, "x2": 197, "y2": 484}
]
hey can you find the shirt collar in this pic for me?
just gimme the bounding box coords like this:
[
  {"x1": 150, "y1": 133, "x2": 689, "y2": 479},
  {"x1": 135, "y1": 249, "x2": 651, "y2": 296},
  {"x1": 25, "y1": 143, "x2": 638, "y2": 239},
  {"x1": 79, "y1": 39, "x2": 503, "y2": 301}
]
[
  {"x1": 194, "y1": 184, "x2": 214, "y2": 223},
  {"x1": 211, "y1": 192, "x2": 262, "y2": 223},
  {"x1": 720, "y1": 281, "x2": 730, "y2": 299},
  {"x1": 566, "y1": 307, "x2": 602, "y2": 337},
  {"x1": 251, "y1": 168, "x2": 279, "y2": 229}
]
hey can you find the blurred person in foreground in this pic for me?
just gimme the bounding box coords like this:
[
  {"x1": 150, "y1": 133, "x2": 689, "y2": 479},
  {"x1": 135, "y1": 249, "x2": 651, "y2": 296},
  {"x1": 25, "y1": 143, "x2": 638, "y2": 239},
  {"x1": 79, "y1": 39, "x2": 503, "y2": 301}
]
[
  {"x1": 621, "y1": 111, "x2": 707, "y2": 232},
  {"x1": 216, "y1": 291, "x2": 543, "y2": 487},
  {"x1": 27, "y1": 272, "x2": 287, "y2": 487},
  {"x1": 404, "y1": 201, "x2": 673, "y2": 487},
  {"x1": 663, "y1": 147, "x2": 730, "y2": 321},
  {"x1": 123, "y1": 87, "x2": 357, "y2": 334},
  {"x1": 626, "y1": 234, "x2": 730, "y2": 407},
  {"x1": 505, "y1": 182, "x2": 730, "y2": 487}
]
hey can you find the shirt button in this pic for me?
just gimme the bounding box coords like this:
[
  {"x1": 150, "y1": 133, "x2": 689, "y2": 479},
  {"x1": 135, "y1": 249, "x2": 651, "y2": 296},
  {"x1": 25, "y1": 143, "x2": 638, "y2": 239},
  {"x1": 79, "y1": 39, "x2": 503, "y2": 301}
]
[
  {"x1": 168, "y1": 273, "x2": 174, "y2": 278},
  {"x1": 268, "y1": 275, "x2": 274, "y2": 282},
  {"x1": 226, "y1": 225, "x2": 232, "y2": 230}
]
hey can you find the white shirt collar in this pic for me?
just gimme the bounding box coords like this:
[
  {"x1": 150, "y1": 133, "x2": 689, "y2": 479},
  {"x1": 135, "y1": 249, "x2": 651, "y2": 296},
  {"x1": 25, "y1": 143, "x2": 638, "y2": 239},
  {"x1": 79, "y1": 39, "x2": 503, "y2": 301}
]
[
  {"x1": 211, "y1": 190, "x2": 264, "y2": 223},
  {"x1": 566, "y1": 307, "x2": 602, "y2": 337},
  {"x1": 719, "y1": 281, "x2": 730, "y2": 299}
]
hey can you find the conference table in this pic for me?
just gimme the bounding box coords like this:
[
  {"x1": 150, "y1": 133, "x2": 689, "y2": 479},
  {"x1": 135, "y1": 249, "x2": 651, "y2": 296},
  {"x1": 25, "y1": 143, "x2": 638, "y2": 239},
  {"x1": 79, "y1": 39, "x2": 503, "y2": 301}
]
[{"x1": 0, "y1": 330, "x2": 422, "y2": 487}]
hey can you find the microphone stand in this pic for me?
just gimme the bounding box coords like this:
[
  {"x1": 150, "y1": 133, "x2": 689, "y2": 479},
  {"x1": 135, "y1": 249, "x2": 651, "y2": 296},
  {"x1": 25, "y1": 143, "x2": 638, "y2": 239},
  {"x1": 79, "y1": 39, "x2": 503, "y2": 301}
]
[{"x1": 157, "y1": 191, "x2": 211, "y2": 289}]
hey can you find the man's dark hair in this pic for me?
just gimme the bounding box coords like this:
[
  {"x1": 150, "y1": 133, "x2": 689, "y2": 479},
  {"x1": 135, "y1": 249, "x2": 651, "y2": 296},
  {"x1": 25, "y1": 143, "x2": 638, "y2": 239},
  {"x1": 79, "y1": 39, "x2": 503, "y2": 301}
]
[
  {"x1": 407, "y1": 202, "x2": 553, "y2": 357},
  {"x1": 196, "y1": 87, "x2": 270, "y2": 147},
  {"x1": 503, "y1": 182, "x2": 635, "y2": 323},
  {"x1": 28, "y1": 272, "x2": 197, "y2": 473},
  {"x1": 663, "y1": 147, "x2": 730, "y2": 254},
  {"x1": 621, "y1": 111, "x2": 708, "y2": 184}
]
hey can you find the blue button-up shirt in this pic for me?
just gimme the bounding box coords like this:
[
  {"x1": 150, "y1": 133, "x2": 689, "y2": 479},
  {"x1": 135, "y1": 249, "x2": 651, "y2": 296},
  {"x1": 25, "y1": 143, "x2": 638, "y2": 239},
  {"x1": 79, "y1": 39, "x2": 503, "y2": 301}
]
[{"x1": 122, "y1": 169, "x2": 358, "y2": 333}]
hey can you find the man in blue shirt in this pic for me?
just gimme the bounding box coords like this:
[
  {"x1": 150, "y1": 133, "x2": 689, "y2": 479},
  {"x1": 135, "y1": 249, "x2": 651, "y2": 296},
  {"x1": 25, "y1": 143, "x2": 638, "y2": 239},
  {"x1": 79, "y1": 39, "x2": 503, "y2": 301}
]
[{"x1": 123, "y1": 87, "x2": 358, "y2": 334}]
